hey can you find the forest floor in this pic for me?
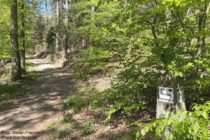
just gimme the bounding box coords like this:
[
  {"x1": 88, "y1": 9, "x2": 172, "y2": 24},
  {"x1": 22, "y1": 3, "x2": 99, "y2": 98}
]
[
  {"x1": 0, "y1": 56, "x2": 77, "y2": 139},
  {"x1": 0, "y1": 56, "x2": 156, "y2": 140},
  {"x1": 0, "y1": 56, "x2": 134, "y2": 140}
]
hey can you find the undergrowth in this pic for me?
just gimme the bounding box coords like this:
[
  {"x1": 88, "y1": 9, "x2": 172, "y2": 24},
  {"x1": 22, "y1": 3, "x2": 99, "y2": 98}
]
[
  {"x1": 83, "y1": 119, "x2": 95, "y2": 135},
  {"x1": 26, "y1": 60, "x2": 34, "y2": 72},
  {"x1": 63, "y1": 93, "x2": 88, "y2": 111},
  {"x1": 139, "y1": 102, "x2": 210, "y2": 140},
  {"x1": 0, "y1": 76, "x2": 35, "y2": 105},
  {"x1": 73, "y1": 47, "x2": 115, "y2": 80}
]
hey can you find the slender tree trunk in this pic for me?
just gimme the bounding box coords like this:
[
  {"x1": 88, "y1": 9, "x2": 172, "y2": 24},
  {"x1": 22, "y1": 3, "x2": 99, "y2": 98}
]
[
  {"x1": 44, "y1": 0, "x2": 48, "y2": 51},
  {"x1": 45, "y1": 0, "x2": 48, "y2": 25},
  {"x1": 63, "y1": 0, "x2": 68, "y2": 60},
  {"x1": 10, "y1": 0, "x2": 21, "y2": 81},
  {"x1": 55, "y1": 0, "x2": 59, "y2": 51},
  {"x1": 20, "y1": 0, "x2": 26, "y2": 73}
]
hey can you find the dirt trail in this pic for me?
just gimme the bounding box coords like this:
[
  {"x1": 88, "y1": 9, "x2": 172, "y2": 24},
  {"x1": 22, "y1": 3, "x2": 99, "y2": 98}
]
[{"x1": 0, "y1": 57, "x2": 75, "y2": 133}]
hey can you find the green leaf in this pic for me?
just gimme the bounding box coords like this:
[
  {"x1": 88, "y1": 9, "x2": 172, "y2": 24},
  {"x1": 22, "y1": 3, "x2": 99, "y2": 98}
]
[
  {"x1": 141, "y1": 129, "x2": 146, "y2": 136},
  {"x1": 135, "y1": 131, "x2": 140, "y2": 140},
  {"x1": 202, "y1": 112, "x2": 208, "y2": 119}
]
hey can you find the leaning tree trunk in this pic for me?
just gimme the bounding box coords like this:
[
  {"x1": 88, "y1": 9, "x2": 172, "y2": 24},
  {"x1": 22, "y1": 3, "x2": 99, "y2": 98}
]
[
  {"x1": 10, "y1": 0, "x2": 21, "y2": 81},
  {"x1": 20, "y1": 0, "x2": 26, "y2": 73}
]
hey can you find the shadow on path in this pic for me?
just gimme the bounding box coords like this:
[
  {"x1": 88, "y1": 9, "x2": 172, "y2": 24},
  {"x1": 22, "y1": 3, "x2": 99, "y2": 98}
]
[{"x1": 0, "y1": 57, "x2": 77, "y2": 131}]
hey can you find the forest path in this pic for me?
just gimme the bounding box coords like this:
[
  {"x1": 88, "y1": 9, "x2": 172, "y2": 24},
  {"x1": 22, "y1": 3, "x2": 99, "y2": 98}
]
[{"x1": 0, "y1": 57, "x2": 75, "y2": 136}]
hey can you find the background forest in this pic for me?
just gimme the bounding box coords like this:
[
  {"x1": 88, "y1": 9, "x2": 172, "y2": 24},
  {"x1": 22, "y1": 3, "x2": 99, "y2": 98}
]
[{"x1": 0, "y1": 0, "x2": 209, "y2": 139}]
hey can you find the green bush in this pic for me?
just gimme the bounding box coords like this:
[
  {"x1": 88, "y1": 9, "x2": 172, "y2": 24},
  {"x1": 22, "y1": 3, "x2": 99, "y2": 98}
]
[
  {"x1": 140, "y1": 102, "x2": 210, "y2": 140},
  {"x1": 74, "y1": 47, "x2": 114, "y2": 80},
  {"x1": 77, "y1": 59, "x2": 159, "y2": 120},
  {"x1": 184, "y1": 77, "x2": 210, "y2": 110},
  {"x1": 103, "y1": 65, "x2": 158, "y2": 120},
  {"x1": 63, "y1": 94, "x2": 87, "y2": 111}
]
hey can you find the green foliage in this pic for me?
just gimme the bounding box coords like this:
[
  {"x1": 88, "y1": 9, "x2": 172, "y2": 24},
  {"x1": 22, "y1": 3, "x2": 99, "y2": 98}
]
[
  {"x1": 83, "y1": 119, "x2": 95, "y2": 135},
  {"x1": 67, "y1": 0, "x2": 210, "y2": 122},
  {"x1": 25, "y1": 60, "x2": 34, "y2": 72},
  {"x1": 86, "y1": 71, "x2": 157, "y2": 120},
  {"x1": 74, "y1": 47, "x2": 114, "y2": 80},
  {"x1": 0, "y1": 84, "x2": 24, "y2": 103},
  {"x1": 57, "y1": 126, "x2": 72, "y2": 139},
  {"x1": 46, "y1": 26, "x2": 56, "y2": 47},
  {"x1": 0, "y1": 1, "x2": 11, "y2": 59},
  {"x1": 92, "y1": 54, "x2": 158, "y2": 120},
  {"x1": 0, "y1": 0, "x2": 40, "y2": 59},
  {"x1": 46, "y1": 119, "x2": 73, "y2": 139},
  {"x1": 0, "y1": 76, "x2": 34, "y2": 104},
  {"x1": 0, "y1": 62, "x2": 12, "y2": 83},
  {"x1": 34, "y1": 16, "x2": 46, "y2": 45},
  {"x1": 140, "y1": 102, "x2": 210, "y2": 140},
  {"x1": 63, "y1": 94, "x2": 87, "y2": 111},
  {"x1": 185, "y1": 77, "x2": 210, "y2": 109},
  {"x1": 63, "y1": 88, "x2": 107, "y2": 112}
]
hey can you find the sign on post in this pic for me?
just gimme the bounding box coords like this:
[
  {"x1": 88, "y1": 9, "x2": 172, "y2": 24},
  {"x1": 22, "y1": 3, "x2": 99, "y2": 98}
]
[
  {"x1": 156, "y1": 86, "x2": 186, "y2": 119},
  {"x1": 158, "y1": 87, "x2": 174, "y2": 103}
]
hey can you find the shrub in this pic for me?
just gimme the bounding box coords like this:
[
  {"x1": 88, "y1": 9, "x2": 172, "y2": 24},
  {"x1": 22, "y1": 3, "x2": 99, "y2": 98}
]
[
  {"x1": 63, "y1": 94, "x2": 87, "y2": 111},
  {"x1": 140, "y1": 102, "x2": 210, "y2": 140},
  {"x1": 103, "y1": 66, "x2": 158, "y2": 120},
  {"x1": 74, "y1": 47, "x2": 114, "y2": 80}
]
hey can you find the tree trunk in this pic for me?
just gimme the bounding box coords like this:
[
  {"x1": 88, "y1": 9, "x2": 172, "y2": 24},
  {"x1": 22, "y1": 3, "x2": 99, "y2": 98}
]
[
  {"x1": 44, "y1": 0, "x2": 48, "y2": 51},
  {"x1": 20, "y1": 0, "x2": 26, "y2": 73},
  {"x1": 10, "y1": 0, "x2": 21, "y2": 81},
  {"x1": 55, "y1": 0, "x2": 59, "y2": 51},
  {"x1": 63, "y1": 0, "x2": 68, "y2": 60}
]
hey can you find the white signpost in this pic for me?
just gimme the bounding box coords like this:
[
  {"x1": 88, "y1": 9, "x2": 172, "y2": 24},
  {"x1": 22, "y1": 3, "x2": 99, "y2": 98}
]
[
  {"x1": 158, "y1": 87, "x2": 174, "y2": 103},
  {"x1": 156, "y1": 86, "x2": 186, "y2": 118}
]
